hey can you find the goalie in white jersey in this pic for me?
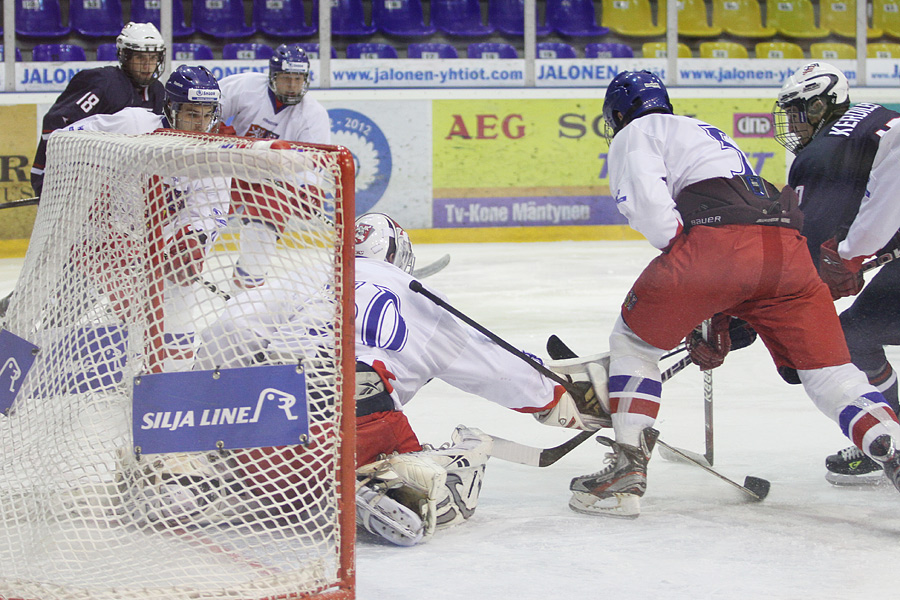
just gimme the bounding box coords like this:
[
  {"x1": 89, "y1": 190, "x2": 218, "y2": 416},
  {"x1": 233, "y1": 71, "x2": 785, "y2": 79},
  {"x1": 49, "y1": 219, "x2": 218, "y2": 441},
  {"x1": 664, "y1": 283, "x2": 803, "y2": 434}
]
[
  {"x1": 218, "y1": 44, "x2": 332, "y2": 293},
  {"x1": 193, "y1": 212, "x2": 606, "y2": 545},
  {"x1": 60, "y1": 65, "x2": 229, "y2": 371}
]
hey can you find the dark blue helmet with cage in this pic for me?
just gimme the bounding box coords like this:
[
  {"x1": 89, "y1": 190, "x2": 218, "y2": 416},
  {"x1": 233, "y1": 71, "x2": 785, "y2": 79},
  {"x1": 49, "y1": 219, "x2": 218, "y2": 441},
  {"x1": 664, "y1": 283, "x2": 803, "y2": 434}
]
[
  {"x1": 602, "y1": 71, "x2": 673, "y2": 141},
  {"x1": 164, "y1": 65, "x2": 221, "y2": 133},
  {"x1": 269, "y1": 44, "x2": 311, "y2": 105}
]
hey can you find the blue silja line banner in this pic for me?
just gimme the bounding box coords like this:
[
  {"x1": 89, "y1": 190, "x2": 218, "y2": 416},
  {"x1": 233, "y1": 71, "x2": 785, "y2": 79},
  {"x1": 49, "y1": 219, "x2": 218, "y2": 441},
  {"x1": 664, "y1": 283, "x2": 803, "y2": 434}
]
[
  {"x1": 133, "y1": 364, "x2": 311, "y2": 454},
  {"x1": 0, "y1": 329, "x2": 38, "y2": 414}
]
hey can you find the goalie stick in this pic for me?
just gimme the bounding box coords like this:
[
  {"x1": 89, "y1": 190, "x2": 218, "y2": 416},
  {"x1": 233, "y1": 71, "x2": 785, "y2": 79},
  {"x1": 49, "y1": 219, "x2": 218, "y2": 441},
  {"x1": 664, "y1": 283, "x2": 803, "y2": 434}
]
[
  {"x1": 412, "y1": 254, "x2": 451, "y2": 279},
  {"x1": 547, "y1": 335, "x2": 769, "y2": 501}
]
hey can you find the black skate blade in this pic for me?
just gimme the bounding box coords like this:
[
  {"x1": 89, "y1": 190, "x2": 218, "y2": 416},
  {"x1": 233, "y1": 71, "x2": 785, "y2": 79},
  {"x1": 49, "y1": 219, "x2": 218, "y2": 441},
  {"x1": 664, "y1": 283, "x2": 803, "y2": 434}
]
[{"x1": 743, "y1": 476, "x2": 770, "y2": 501}]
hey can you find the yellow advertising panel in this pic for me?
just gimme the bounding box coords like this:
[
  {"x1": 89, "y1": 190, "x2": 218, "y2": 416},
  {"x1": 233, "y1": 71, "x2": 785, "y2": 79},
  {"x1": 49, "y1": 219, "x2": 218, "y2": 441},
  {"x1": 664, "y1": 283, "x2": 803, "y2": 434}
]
[
  {"x1": 432, "y1": 97, "x2": 785, "y2": 230},
  {"x1": 0, "y1": 105, "x2": 37, "y2": 244}
]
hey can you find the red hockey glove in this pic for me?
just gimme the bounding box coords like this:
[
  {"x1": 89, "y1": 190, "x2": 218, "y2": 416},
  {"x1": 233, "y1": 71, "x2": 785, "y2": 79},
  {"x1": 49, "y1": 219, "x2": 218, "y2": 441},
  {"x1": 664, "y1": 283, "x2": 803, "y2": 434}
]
[
  {"x1": 217, "y1": 123, "x2": 237, "y2": 136},
  {"x1": 165, "y1": 226, "x2": 207, "y2": 285},
  {"x1": 819, "y1": 238, "x2": 865, "y2": 300},
  {"x1": 687, "y1": 313, "x2": 732, "y2": 371}
]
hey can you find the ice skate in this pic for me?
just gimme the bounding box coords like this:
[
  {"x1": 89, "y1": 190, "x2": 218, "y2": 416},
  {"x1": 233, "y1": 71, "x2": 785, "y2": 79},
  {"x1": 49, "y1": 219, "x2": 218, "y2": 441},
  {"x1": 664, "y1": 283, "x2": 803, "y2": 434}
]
[
  {"x1": 825, "y1": 445, "x2": 884, "y2": 486},
  {"x1": 868, "y1": 435, "x2": 900, "y2": 493},
  {"x1": 569, "y1": 427, "x2": 658, "y2": 519}
]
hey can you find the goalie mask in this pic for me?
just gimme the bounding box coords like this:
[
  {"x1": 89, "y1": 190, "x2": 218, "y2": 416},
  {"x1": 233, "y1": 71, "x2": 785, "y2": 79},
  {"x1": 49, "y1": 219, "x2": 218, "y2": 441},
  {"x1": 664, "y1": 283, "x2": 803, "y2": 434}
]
[
  {"x1": 269, "y1": 44, "x2": 311, "y2": 106},
  {"x1": 774, "y1": 62, "x2": 850, "y2": 154},
  {"x1": 602, "y1": 70, "x2": 673, "y2": 142},
  {"x1": 165, "y1": 65, "x2": 222, "y2": 134},
  {"x1": 116, "y1": 22, "x2": 166, "y2": 87},
  {"x1": 355, "y1": 213, "x2": 416, "y2": 274}
]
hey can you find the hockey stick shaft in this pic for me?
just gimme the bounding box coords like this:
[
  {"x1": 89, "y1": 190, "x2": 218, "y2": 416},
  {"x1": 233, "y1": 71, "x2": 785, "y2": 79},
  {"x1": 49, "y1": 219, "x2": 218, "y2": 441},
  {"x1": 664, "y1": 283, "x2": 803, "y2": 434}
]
[
  {"x1": 702, "y1": 319, "x2": 715, "y2": 466},
  {"x1": 193, "y1": 277, "x2": 231, "y2": 301},
  {"x1": 655, "y1": 439, "x2": 768, "y2": 500},
  {"x1": 408, "y1": 280, "x2": 572, "y2": 390},
  {"x1": 0, "y1": 197, "x2": 39, "y2": 210},
  {"x1": 861, "y1": 247, "x2": 900, "y2": 273}
]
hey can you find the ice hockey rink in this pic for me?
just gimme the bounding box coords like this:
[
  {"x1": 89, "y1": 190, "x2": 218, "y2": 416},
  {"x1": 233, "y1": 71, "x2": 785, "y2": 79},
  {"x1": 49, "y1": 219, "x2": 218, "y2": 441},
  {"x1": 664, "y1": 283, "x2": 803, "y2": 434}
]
[{"x1": 2, "y1": 237, "x2": 897, "y2": 600}]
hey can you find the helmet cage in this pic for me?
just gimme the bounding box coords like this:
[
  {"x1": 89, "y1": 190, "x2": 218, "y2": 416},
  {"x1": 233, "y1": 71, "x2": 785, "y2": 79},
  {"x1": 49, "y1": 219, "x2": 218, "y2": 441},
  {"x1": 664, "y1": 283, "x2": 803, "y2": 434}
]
[
  {"x1": 773, "y1": 63, "x2": 850, "y2": 154},
  {"x1": 355, "y1": 213, "x2": 416, "y2": 274},
  {"x1": 116, "y1": 22, "x2": 166, "y2": 85}
]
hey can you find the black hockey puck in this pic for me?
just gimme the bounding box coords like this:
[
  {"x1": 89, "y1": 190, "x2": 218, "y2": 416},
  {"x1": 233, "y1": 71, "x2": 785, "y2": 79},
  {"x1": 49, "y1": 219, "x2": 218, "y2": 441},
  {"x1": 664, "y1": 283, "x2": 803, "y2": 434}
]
[{"x1": 743, "y1": 476, "x2": 771, "y2": 501}]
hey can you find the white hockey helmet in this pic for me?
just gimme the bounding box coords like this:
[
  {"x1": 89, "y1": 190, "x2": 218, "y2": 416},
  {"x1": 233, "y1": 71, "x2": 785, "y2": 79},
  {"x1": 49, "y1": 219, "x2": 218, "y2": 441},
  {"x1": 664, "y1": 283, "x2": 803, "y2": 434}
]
[
  {"x1": 773, "y1": 62, "x2": 850, "y2": 154},
  {"x1": 116, "y1": 22, "x2": 166, "y2": 86},
  {"x1": 355, "y1": 213, "x2": 416, "y2": 274}
]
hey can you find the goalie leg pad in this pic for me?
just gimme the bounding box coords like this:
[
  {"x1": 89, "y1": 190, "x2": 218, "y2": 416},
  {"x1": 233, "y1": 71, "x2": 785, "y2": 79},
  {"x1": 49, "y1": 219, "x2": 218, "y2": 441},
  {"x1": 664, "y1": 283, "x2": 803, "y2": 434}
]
[
  {"x1": 417, "y1": 425, "x2": 492, "y2": 530},
  {"x1": 117, "y1": 449, "x2": 251, "y2": 525},
  {"x1": 355, "y1": 485, "x2": 425, "y2": 546}
]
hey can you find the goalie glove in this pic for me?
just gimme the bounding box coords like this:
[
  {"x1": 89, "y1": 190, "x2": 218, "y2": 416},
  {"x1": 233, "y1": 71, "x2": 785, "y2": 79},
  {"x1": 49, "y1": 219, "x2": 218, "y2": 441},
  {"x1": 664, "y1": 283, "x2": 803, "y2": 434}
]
[
  {"x1": 687, "y1": 313, "x2": 731, "y2": 371},
  {"x1": 165, "y1": 226, "x2": 208, "y2": 285},
  {"x1": 534, "y1": 356, "x2": 612, "y2": 431},
  {"x1": 819, "y1": 238, "x2": 865, "y2": 300}
]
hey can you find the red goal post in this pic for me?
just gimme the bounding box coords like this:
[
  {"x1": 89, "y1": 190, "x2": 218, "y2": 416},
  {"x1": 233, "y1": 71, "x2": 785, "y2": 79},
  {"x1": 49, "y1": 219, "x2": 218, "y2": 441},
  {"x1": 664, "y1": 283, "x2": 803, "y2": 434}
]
[{"x1": 0, "y1": 130, "x2": 356, "y2": 600}]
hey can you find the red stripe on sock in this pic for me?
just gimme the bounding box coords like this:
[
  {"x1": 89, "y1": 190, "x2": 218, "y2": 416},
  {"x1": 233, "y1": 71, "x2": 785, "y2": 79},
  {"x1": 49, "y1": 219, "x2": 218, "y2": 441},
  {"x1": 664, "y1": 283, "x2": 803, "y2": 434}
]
[
  {"x1": 610, "y1": 396, "x2": 659, "y2": 419},
  {"x1": 851, "y1": 412, "x2": 881, "y2": 450}
]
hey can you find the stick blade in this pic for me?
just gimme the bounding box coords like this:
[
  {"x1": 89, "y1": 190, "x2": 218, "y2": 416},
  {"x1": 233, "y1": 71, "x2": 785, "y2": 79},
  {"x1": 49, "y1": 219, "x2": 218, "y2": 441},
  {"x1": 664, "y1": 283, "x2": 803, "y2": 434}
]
[
  {"x1": 412, "y1": 254, "x2": 450, "y2": 279},
  {"x1": 743, "y1": 476, "x2": 771, "y2": 501}
]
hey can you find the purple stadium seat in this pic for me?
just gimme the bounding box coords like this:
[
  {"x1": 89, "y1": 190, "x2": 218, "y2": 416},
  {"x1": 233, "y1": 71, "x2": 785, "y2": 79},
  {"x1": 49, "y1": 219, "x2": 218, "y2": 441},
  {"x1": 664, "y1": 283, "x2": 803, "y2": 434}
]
[
  {"x1": 254, "y1": 0, "x2": 317, "y2": 37},
  {"x1": 32, "y1": 44, "x2": 87, "y2": 62},
  {"x1": 130, "y1": 0, "x2": 194, "y2": 37}
]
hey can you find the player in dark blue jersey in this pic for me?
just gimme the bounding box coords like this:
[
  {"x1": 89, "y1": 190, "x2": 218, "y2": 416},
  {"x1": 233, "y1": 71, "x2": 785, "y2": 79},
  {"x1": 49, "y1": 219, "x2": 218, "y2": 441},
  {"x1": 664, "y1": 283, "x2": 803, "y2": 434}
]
[
  {"x1": 30, "y1": 22, "x2": 167, "y2": 197},
  {"x1": 775, "y1": 62, "x2": 900, "y2": 485}
]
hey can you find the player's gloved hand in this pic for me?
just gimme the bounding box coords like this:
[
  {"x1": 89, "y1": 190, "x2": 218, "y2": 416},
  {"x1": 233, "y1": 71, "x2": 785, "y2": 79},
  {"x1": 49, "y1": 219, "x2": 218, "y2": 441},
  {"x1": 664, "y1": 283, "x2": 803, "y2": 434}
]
[
  {"x1": 217, "y1": 123, "x2": 237, "y2": 136},
  {"x1": 687, "y1": 313, "x2": 732, "y2": 371},
  {"x1": 819, "y1": 238, "x2": 865, "y2": 300},
  {"x1": 165, "y1": 226, "x2": 207, "y2": 285}
]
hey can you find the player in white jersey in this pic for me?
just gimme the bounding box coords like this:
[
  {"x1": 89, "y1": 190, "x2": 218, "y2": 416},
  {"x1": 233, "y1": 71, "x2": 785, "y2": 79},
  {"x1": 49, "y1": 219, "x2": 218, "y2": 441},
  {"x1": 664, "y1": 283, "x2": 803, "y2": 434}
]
[
  {"x1": 60, "y1": 65, "x2": 229, "y2": 372},
  {"x1": 193, "y1": 212, "x2": 605, "y2": 545},
  {"x1": 218, "y1": 44, "x2": 332, "y2": 292},
  {"x1": 564, "y1": 71, "x2": 900, "y2": 519}
]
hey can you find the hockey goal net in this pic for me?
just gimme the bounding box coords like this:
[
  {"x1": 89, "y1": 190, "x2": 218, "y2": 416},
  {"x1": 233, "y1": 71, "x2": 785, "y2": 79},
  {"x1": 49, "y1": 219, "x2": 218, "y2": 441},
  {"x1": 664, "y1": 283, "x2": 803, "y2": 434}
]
[{"x1": 0, "y1": 130, "x2": 356, "y2": 599}]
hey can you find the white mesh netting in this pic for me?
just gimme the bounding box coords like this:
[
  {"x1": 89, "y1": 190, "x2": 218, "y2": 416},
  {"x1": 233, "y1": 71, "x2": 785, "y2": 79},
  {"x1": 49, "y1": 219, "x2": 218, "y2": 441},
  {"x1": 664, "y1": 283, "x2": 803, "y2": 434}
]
[{"x1": 0, "y1": 131, "x2": 356, "y2": 600}]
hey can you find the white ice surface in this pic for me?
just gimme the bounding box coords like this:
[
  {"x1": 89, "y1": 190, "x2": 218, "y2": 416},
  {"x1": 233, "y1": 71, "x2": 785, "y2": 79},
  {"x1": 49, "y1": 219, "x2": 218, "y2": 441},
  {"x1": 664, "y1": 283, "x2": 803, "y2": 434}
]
[{"x1": 2, "y1": 239, "x2": 896, "y2": 600}]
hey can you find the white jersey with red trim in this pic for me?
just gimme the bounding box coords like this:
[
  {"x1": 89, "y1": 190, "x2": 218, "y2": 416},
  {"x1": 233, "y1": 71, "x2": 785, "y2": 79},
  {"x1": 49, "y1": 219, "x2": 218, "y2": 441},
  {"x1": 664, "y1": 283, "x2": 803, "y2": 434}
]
[
  {"x1": 608, "y1": 113, "x2": 762, "y2": 250},
  {"x1": 218, "y1": 72, "x2": 331, "y2": 143}
]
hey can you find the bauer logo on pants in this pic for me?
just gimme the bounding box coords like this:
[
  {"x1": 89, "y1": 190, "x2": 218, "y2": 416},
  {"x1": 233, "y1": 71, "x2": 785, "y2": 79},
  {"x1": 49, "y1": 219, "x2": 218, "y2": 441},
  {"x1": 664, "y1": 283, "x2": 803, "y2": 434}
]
[
  {"x1": 132, "y1": 364, "x2": 311, "y2": 454},
  {"x1": 0, "y1": 329, "x2": 38, "y2": 414}
]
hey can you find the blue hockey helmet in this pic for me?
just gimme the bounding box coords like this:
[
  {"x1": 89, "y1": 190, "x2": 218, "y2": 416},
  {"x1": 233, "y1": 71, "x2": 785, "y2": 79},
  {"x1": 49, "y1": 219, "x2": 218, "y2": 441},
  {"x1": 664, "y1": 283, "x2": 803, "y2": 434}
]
[
  {"x1": 164, "y1": 65, "x2": 221, "y2": 133},
  {"x1": 602, "y1": 71, "x2": 673, "y2": 141},
  {"x1": 269, "y1": 44, "x2": 311, "y2": 105}
]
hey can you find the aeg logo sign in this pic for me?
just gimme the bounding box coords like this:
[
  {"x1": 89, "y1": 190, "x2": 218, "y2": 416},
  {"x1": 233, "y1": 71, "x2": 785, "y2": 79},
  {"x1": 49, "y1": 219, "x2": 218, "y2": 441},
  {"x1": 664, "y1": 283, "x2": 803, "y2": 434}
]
[{"x1": 734, "y1": 114, "x2": 774, "y2": 138}]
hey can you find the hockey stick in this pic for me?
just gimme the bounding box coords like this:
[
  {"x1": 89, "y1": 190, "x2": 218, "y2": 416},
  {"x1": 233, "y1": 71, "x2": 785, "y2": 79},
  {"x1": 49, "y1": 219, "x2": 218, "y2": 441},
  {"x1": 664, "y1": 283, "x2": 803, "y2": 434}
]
[
  {"x1": 702, "y1": 319, "x2": 715, "y2": 467},
  {"x1": 411, "y1": 254, "x2": 451, "y2": 279},
  {"x1": 656, "y1": 440, "x2": 770, "y2": 501},
  {"x1": 545, "y1": 336, "x2": 770, "y2": 501},
  {"x1": 0, "y1": 197, "x2": 39, "y2": 210},
  {"x1": 193, "y1": 277, "x2": 231, "y2": 302},
  {"x1": 489, "y1": 351, "x2": 693, "y2": 467},
  {"x1": 861, "y1": 247, "x2": 900, "y2": 273}
]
